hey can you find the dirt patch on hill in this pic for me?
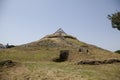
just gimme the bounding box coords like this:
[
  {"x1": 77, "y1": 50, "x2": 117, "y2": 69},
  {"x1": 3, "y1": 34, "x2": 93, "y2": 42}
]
[
  {"x1": 0, "y1": 60, "x2": 29, "y2": 80},
  {"x1": 0, "y1": 60, "x2": 16, "y2": 68}
]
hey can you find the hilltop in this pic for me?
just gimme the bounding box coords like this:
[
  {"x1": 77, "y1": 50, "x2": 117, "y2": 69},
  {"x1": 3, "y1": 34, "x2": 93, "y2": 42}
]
[
  {"x1": 22, "y1": 28, "x2": 83, "y2": 47},
  {"x1": 0, "y1": 28, "x2": 119, "y2": 62},
  {"x1": 17, "y1": 28, "x2": 119, "y2": 61},
  {"x1": 0, "y1": 28, "x2": 120, "y2": 80}
]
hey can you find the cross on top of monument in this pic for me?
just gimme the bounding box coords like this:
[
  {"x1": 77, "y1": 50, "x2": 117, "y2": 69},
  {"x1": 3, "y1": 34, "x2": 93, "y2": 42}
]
[{"x1": 54, "y1": 28, "x2": 67, "y2": 35}]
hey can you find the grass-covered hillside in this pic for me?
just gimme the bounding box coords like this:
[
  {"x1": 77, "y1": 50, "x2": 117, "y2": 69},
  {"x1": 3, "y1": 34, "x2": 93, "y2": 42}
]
[
  {"x1": 0, "y1": 32, "x2": 119, "y2": 62},
  {"x1": 0, "y1": 61, "x2": 120, "y2": 80},
  {"x1": 0, "y1": 29, "x2": 120, "y2": 80}
]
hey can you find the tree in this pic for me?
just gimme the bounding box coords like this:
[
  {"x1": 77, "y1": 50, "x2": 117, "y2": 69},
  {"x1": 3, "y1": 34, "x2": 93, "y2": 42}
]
[
  {"x1": 114, "y1": 50, "x2": 120, "y2": 54},
  {"x1": 108, "y1": 12, "x2": 120, "y2": 31}
]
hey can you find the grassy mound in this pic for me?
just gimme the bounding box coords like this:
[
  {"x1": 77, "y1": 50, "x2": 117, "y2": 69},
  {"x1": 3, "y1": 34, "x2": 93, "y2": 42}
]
[{"x1": 0, "y1": 30, "x2": 120, "y2": 80}]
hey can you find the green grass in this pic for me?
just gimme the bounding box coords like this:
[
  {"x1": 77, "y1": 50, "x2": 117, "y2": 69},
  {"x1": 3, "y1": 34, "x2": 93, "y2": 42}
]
[
  {"x1": 1, "y1": 61, "x2": 120, "y2": 80},
  {"x1": 23, "y1": 62, "x2": 120, "y2": 80},
  {"x1": 66, "y1": 38, "x2": 86, "y2": 46},
  {"x1": 0, "y1": 45, "x2": 120, "y2": 62},
  {"x1": 0, "y1": 47, "x2": 59, "y2": 62},
  {"x1": 0, "y1": 45, "x2": 120, "y2": 80}
]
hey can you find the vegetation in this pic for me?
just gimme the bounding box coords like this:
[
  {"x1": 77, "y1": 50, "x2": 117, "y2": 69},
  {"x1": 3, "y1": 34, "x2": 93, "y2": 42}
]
[
  {"x1": 115, "y1": 50, "x2": 120, "y2": 54},
  {"x1": 108, "y1": 12, "x2": 120, "y2": 30},
  {"x1": 0, "y1": 44, "x2": 120, "y2": 80},
  {"x1": 0, "y1": 61, "x2": 120, "y2": 80},
  {"x1": 0, "y1": 45, "x2": 120, "y2": 62},
  {"x1": 0, "y1": 29, "x2": 120, "y2": 80}
]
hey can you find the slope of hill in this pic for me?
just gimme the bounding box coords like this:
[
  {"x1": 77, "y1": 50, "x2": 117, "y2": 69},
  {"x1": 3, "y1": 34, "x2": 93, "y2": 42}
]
[
  {"x1": 0, "y1": 28, "x2": 120, "y2": 62},
  {"x1": 0, "y1": 28, "x2": 120, "y2": 80},
  {"x1": 19, "y1": 28, "x2": 120, "y2": 61}
]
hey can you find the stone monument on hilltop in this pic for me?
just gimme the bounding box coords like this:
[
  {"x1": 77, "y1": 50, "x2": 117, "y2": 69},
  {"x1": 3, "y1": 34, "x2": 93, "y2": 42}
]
[{"x1": 53, "y1": 28, "x2": 67, "y2": 36}]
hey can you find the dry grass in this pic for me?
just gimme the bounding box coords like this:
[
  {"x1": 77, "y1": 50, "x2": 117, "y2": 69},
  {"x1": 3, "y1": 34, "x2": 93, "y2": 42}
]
[
  {"x1": 0, "y1": 45, "x2": 120, "y2": 62},
  {"x1": 0, "y1": 61, "x2": 120, "y2": 80},
  {"x1": 0, "y1": 37, "x2": 120, "y2": 80}
]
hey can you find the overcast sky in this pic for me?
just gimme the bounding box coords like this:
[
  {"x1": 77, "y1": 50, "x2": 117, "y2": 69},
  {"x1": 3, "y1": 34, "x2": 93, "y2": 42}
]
[{"x1": 0, "y1": 0, "x2": 120, "y2": 51}]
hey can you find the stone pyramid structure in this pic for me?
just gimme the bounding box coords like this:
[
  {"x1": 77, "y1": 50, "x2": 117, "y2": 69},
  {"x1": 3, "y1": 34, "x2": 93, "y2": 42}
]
[
  {"x1": 53, "y1": 28, "x2": 67, "y2": 36},
  {"x1": 42, "y1": 28, "x2": 76, "y2": 39}
]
